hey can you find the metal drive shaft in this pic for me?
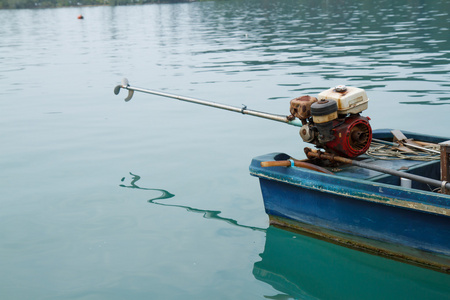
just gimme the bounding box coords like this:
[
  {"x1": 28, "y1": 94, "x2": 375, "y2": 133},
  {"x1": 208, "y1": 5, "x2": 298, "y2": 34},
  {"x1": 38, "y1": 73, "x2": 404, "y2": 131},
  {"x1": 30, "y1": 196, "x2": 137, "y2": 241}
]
[{"x1": 114, "y1": 78, "x2": 303, "y2": 127}]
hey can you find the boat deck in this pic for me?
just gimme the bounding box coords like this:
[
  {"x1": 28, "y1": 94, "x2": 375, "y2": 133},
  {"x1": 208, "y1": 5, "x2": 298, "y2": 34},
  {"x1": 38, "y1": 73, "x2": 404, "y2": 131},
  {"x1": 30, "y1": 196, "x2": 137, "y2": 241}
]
[{"x1": 333, "y1": 156, "x2": 440, "y2": 192}]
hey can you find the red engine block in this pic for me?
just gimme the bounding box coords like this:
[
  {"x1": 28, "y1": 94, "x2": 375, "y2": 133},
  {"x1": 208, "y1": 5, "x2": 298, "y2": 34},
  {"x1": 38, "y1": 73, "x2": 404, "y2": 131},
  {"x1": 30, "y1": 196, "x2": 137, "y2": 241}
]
[{"x1": 325, "y1": 115, "x2": 372, "y2": 158}]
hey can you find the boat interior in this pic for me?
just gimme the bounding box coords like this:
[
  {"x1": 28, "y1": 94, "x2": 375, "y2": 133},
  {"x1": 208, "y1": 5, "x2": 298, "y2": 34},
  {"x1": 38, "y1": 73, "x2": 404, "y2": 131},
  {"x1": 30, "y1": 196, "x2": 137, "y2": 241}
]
[
  {"x1": 335, "y1": 157, "x2": 440, "y2": 193},
  {"x1": 309, "y1": 129, "x2": 446, "y2": 193}
]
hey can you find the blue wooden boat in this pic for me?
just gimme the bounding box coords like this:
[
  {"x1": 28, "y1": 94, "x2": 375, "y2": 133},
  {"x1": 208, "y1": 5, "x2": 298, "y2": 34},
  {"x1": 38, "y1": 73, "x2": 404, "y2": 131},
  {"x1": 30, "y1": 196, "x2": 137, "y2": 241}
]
[{"x1": 250, "y1": 129, "x2": 450, "y2": 272}]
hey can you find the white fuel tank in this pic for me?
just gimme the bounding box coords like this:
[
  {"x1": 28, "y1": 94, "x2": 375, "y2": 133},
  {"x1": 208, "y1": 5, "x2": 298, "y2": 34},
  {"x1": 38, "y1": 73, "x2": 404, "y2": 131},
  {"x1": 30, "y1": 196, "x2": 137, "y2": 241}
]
[{"x1": 318, "y1": 85, "x2": 368, "y2": 115}]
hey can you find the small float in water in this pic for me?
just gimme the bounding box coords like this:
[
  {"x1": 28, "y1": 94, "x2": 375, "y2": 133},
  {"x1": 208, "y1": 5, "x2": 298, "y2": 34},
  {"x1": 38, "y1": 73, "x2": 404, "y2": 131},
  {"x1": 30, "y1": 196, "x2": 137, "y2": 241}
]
[{"x1": 114, "y1": 79, "x2": 450, "y2": 272}]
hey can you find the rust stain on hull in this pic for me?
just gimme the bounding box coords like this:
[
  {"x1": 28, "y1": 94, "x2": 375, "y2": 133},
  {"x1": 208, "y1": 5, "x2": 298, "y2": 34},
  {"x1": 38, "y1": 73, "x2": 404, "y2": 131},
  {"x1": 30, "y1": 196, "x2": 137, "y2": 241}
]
[{"x1": 269, "y1": 215, "x2": 450, "y2": 274}]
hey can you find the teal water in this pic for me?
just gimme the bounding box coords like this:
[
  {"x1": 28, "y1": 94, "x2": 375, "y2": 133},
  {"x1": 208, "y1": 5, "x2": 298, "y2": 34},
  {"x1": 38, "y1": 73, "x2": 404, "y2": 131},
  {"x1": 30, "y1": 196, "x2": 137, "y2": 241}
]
[{"x1": 1, "y1": 0, "x2": 450, "y2": 299}]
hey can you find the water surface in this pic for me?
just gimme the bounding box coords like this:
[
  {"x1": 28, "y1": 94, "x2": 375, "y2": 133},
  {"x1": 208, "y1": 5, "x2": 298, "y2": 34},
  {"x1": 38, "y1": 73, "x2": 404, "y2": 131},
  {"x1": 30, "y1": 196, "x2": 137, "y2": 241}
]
[{"x1": 1, "y1": 0, "x2": 449, "y2": 299}]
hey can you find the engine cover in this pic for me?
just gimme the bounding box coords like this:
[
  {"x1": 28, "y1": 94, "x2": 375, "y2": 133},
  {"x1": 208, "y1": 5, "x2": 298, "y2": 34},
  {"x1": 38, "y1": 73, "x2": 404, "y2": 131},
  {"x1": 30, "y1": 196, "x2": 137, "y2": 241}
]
[{"x1": 324, "y1": 115, "x2": 372, "y2": 158}]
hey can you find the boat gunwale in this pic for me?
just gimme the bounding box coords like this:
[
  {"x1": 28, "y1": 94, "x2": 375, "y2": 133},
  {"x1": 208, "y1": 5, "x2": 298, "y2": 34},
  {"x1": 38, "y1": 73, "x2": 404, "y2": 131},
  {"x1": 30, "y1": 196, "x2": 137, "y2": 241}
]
[{"x1": 250, "y1": 166, "x2": 450, "y2": 217}]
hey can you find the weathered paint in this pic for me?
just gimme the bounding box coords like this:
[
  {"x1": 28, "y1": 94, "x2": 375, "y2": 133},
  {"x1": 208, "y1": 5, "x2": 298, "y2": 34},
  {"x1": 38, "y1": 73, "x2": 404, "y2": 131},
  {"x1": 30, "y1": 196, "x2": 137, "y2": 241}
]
[{"x1": 250, "y1": 164, "x2": 450, "y2": 216}]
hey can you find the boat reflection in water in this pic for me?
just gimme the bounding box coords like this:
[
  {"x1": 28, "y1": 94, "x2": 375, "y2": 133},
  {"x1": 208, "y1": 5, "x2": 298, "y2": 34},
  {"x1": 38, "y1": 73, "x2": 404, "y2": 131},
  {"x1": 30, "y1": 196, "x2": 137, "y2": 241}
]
[
  {"x1": 254, "y1": 226, "x2": 450, "y2": 300},
  {"x1": 120, "y1": 173, "x2": 450, "y2": 299}
]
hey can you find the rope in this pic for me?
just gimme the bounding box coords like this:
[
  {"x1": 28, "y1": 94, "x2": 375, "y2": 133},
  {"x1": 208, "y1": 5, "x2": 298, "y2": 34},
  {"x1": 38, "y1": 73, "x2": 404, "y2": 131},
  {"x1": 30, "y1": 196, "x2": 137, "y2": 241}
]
[{"x1": 366, "y1": 142, "x2": 440, "y2": 161}]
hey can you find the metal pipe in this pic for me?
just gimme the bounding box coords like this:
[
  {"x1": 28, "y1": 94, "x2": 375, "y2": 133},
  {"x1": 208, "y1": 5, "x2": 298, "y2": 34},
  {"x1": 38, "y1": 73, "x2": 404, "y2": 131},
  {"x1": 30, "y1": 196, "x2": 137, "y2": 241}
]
[
  {"x1": 305, "y1": 148, "x2": 450, "y2": 191},
  {"x1": 114, "y1": 78, "x2": 303, "y2": 127}
]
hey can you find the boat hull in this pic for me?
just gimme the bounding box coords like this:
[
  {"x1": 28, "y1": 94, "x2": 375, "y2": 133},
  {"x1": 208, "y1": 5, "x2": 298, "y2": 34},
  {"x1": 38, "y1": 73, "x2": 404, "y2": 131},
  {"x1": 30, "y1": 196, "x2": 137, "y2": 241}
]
[{"x1": 249, "y1": 129, "x2": 450, "y2": 272}]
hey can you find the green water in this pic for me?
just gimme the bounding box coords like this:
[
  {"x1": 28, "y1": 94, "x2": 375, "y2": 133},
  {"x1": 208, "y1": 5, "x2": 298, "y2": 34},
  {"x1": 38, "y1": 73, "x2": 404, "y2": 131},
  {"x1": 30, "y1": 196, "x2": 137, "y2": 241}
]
[{"x1": 1, "y1": 0, "x2": 449, "y2": 299}]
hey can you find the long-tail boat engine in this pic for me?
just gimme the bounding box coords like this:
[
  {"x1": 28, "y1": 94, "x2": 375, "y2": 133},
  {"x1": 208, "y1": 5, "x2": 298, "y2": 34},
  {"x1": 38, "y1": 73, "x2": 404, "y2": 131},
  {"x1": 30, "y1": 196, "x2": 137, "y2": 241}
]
[
  {"x1": 289, "y1": 85, "x2": 372, "y2": 158},
  {"x1": 114, "y1": 79, "x2": 372, "y2": 159}
]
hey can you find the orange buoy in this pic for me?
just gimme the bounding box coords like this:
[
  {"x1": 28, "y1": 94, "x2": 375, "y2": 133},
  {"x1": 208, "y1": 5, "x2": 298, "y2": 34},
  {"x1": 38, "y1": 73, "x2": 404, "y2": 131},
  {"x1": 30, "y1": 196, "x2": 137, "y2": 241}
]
[{"x1": 78, "y1": 15, "x2": 84, "y2": 19}]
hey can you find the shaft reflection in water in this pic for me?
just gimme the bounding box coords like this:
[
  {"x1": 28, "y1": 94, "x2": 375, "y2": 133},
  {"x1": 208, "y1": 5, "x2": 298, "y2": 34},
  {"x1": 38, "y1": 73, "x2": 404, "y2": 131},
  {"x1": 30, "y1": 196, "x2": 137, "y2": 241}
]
[
  {"x1": 120, "y1": 173, "x2": 450, "y2": 299},
  {"x1": 119, "y1": 172, "x2": 265, "y2": 232}
]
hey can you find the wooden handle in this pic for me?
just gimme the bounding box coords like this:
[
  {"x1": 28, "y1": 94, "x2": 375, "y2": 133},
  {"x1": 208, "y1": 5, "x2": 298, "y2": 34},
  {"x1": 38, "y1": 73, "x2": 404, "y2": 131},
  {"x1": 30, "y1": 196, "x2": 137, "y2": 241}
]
[
  {"x1": 261, "y1": 160, "x2": 334, "y2": 175},
  {"x1": 260, "y1": 161, "x2": 291, "y2": 167}
]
